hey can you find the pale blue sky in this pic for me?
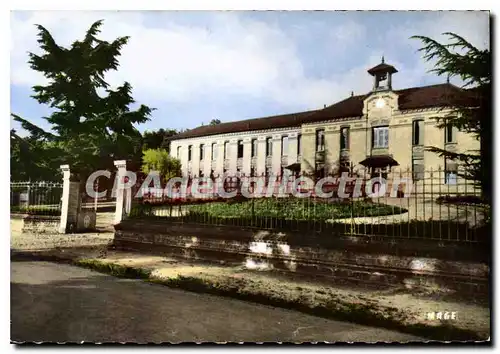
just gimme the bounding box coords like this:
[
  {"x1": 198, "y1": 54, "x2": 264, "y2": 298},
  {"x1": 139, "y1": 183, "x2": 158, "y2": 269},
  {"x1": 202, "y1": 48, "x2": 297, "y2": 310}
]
[{"x1": 10, "y1": 11, "x2": 489, "y2": 136}]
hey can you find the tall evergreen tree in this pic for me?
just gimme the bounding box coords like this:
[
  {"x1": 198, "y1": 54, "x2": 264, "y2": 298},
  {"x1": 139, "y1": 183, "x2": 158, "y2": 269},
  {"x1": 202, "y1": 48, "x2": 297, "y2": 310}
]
[
  {"x1": 412, "y1": 32, "x2": 491, "y2": 204},
  {"x1": 12, "y1": 20, "x2": 153, "y2": 181},
  {"x1": 142, "y1": 128, "x2": 178, "y2": 152}
]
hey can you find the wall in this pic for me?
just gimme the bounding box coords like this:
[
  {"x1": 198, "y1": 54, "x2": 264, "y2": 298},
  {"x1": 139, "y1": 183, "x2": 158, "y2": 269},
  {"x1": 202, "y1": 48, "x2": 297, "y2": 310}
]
[
  {"x1": 171, "y1": 126, "x2": 301, "y2": 177},
  {"x1": 170, "y1": 96, "x2": 480, "y2": 196},
  {"x1": 114, "y1": 219, "x2": 489, "y2": 295},
  {"x1": 22, "y1": 215, "x2": 60, "y2": 234}
]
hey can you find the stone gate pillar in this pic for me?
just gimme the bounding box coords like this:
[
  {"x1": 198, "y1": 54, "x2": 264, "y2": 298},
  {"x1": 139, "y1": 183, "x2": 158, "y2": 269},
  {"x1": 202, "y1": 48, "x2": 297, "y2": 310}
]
[
  {"x1": 59, "y1": 165, "x2": 81, "y2": 233},
  {"x1": 114, "y1": 160, "x2": 127, "y2": 225}
]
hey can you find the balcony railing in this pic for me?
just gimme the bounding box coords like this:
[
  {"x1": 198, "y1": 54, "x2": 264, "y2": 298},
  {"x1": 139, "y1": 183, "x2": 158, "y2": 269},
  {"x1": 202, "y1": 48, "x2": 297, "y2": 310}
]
[
  {"x1": 371, "y1": 147, "x2": 389, "y2": 156},
  {"x1": 315, "y1": 151, "x2": 325, "y2": 163}
]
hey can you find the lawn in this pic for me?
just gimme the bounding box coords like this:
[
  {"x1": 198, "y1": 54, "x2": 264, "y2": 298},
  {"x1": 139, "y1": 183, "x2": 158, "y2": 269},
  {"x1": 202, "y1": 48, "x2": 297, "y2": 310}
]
[
  {"x1": 10, "y1": 205, "x2": 61, "y2": 216},
  {"x1": 186, "y1": 198, "x2": 407, "y2": 221}
]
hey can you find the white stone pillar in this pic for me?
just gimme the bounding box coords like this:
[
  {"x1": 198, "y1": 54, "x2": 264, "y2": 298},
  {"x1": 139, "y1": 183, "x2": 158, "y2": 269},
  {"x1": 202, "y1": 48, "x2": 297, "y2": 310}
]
[
  {"x1": 58, "y1": 165, "x2": 71, "y2": 234},
  {"x1": 243, "y1": 138, "x2": 252, "y2": 175},
  {"x1": 192, "y1": 143, "x2": 200, "y2": 176},
  {"x1": 58, "y1": 165, "x2": 80, "y2": 234},
  {"x1": 114, "y1": 160, "x2": 127, "y2": 225},
  {"x1": 256, "y1": 136, "x2": 266, "y2": 176},
  {"x1": 229, "y1": 139, "x2": 238, "y2": 174},
  {"x1": 288, "y1": 133, "x2": 298, "y2": 165},
  {"x1": 272, "y1": 134, "x2": 282, "y2": 175},
  {"x1": 204, "y1": 142, "x2": 212, "y2": 176}
]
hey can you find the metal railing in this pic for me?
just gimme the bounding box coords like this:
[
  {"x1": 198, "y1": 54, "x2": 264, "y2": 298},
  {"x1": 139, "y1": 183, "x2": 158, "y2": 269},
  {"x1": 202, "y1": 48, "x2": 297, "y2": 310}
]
[
  {"x1": 125, "y1": 167, "x2": 489, "y2": 244},
  {"x1": 10, "y1": 181, "x2": 64, "y2": 216}
]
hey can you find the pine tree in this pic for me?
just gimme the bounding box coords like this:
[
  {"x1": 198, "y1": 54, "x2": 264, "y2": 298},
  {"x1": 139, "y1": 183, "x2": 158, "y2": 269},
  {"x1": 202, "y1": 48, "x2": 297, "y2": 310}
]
[
  {"x1": 412, "y1": 32, "x2": 491, "y2": 204},
  {"x1": 12, "y1": 20, "x2": 153, "y2": 181}
]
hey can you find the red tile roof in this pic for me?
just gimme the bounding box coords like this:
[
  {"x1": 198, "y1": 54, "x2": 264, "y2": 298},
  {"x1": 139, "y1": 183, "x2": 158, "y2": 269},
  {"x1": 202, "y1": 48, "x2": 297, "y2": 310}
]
[
  {"x1": 173, "y1": 110, "x2": 318, "y2": 139},
  {"x1": 172, "y1": 83, "x2": 477, "y2": 140}
]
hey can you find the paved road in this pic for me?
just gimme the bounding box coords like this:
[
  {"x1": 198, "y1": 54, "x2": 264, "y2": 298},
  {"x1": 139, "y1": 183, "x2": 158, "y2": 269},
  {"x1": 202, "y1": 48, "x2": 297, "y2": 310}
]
[{"x1": 11, "y1": 261, "x2": 422, "y2": 343}]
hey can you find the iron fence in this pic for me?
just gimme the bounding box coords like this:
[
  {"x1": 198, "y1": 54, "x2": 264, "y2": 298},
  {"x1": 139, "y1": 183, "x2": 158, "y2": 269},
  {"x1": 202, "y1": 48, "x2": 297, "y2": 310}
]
[
  {"x1": 124, "y1": 167, "x2": 489, "y2": 244},
  {"x1": 10, "y1": 181, "x2": 64, "y2": 216}
]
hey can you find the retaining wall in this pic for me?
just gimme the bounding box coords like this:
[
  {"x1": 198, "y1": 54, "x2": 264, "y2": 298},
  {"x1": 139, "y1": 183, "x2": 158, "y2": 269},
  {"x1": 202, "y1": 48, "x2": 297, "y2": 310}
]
[
  {"x1": 20, "y1": 215, "x2": 61, "y2": 234},
  {"x1": 114, "y1": 219, "x2": 490, "y2": 295}
]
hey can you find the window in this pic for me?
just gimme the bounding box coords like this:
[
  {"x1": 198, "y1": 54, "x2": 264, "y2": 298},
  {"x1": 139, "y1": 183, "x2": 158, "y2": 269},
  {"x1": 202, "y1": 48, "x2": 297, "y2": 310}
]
[
  {"x1": 199, "y1": 144, "x2": 205, "y2": 161},
  {"x1": 372, "y1": 126, "x2": 389, "y2": 148},
  {"x1": 250, "y1": 167, "x2": 255, "y2": 177},
  {"x1": 177, "y1": 146, "x2": 181, "y2": 159},
  {"x1": 212, "y1": 143, "x2": 218, "y2": 160},
  {"x1": 224, "y1": 141, "x2": 229, "y2": 159},
  {"x1": 445, "y1": 159, "x2": 458, "y2": 185},
  {"x1": 188, "y1": 145, "x2": 192, "y2": 161},
  {"x1": 412, "y1": 159, "x2": 424, "y2": 181},
  {"x1": 237, "y1": 140, "x2": 244, "y2": 158},
  {"x1": 445, "y1": 123, "x2": 456, "y2": 144},
  {"x1": 266, "y1": 137, "x2": 273, "y2": 156},
  {"x1": 340, "y1": 127, "x2": 349, "y2": 150},
  {"x1": 251, "y1": 139, "x2": 258, "y2": 157},
  {"x1": 281, "y1": 136, "x2": 289, "y2": 156},
  {"x1": 297, "y1": 134, "x2": 302, "y2": 155},
  {"x1": 413, "y1": 120, "x2": 424, "y2": 145},
  {"x1": 316, "y1": 129, "x2": 325, "y2": 152}
]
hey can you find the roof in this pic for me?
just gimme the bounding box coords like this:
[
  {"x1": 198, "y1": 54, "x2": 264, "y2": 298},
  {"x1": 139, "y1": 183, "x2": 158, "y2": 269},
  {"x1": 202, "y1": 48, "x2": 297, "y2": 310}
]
[
  {"x1": 359, "y1": 155, "x2": 399, "y2": 168},
  {"x1": 303, "y1": 83, "x2": 477, "y2": 124},
  {"x1": 172, "y1": 83, "x2": 478, "y2": 140},
  {"x1": 172, "y1": 110, "x2": 318, "y2": 140},
  {"x1": 367, "y1": 63, "x2": 398, "y2": 75}
]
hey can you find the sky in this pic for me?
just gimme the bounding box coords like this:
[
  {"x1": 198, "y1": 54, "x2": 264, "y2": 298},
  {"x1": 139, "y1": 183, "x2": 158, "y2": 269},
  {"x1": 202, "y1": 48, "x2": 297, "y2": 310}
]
[{"x1": 10, "y1": 10, "x2": 490, "y2": 136}]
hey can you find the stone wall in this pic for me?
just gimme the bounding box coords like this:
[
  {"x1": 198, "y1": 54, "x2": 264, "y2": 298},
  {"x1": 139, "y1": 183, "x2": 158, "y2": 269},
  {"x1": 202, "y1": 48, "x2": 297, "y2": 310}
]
[
  {"x1": 21, "y1": 215, "x2": 61, "y2": 234},
  {"x1": 114, "y1": 219, "x2": 489, "y2": 294}
]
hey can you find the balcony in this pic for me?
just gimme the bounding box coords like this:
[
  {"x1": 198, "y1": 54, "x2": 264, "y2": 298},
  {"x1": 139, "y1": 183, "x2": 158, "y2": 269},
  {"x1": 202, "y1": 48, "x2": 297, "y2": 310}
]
[
  {"x1": 371, "y1": 147, "x2": 389, "y2": 156},
  {"x1": 224, "y1": 159, "x2": 230, "y2": 169},
  {"x1": 281, "y1": 156, "x2": 288, "y2": 166},
  {"x1": 251, "y1": 156, "x2": 257, "y2": 166},
  {"x1": 340, "y1": 149, "x2": 350, "y2": 158},
  {"x1": 237, "y1": 158, "x2": 243, "y2": 169},
  {"x1": 315, "y1": 150, "x2": 325, "y2": 163},
  {"x1": 266, "y1": 156, "x2": 272, "y2": 166},
  {"x1": 412, "y1": 145, "x2": 424, "y2": 158}
]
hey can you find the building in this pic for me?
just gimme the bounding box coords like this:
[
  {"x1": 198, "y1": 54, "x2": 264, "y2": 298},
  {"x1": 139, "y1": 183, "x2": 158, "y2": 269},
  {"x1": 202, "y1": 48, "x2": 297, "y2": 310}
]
[{"x1": 170, "y1": 58, "x2": 479, "y2": 193}]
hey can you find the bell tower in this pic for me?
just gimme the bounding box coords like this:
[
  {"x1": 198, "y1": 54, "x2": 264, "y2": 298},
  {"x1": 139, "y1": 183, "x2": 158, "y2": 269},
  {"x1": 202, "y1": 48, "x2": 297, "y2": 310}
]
[{"x1": 367, "y1": 56, "x2": 398, "y2": 91}]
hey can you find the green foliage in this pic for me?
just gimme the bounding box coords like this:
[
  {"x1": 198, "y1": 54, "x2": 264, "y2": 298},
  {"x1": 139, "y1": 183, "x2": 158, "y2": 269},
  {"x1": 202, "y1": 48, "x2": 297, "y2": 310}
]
[
  {"x1": 141, "y1": 148, "x2": 182, "y2": 182},
  {"x1": 187, "y1": 198, "x2": 406, "y2": 221},
  {"x1": 209, "y1": 119, "x2": 221, "y2": 125},
  {"x1": 11, "y1": 20, "x2": 153, "y2": 181},
  {"x1": 10, "y1": 205, "x2": 61, "y2": 216},
  {"x1": 129, "y1": 203, "x2": 154, "y2": 218},
  {"x1": 412, "y1": 33, "x2": 491, "y2": 203},
  {"x1": 142, "y1": 128, "x2": 178, "y2": 152}
]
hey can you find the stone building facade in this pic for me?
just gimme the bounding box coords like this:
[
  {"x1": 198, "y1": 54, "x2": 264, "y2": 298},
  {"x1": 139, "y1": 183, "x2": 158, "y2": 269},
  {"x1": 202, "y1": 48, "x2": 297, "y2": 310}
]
[{"x1": 170, "y1": 59, "x2": 479, "y2": 193}]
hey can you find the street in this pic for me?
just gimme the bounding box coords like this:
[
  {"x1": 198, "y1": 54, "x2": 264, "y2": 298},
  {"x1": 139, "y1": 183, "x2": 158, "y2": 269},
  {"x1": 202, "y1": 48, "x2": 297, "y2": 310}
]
[{"x1": 11, "y1": 261, "x2": 422, "y2": 343}]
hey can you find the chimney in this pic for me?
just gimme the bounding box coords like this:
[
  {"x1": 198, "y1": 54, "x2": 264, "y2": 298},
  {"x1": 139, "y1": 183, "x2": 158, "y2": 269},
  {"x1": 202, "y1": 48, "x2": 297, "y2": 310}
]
[{"x1": 351, "y1": 91, "x2": 354, "y2": 97}]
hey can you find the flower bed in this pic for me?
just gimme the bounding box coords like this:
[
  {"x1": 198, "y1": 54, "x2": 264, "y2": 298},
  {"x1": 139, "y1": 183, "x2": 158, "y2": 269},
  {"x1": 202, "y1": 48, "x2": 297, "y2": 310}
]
[{"x1": 186, "y1": 198, "x2": 406, "y2": 221}]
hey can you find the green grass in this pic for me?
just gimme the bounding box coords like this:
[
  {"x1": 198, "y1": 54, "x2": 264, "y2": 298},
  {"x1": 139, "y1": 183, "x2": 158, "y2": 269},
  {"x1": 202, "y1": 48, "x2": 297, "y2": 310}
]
[
  {"x1": 186, "y1": 198, "x2": 407, "y2": 221},
  {"x1": 10, "y1": 205, "x2": 61, "y2": 216}
]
